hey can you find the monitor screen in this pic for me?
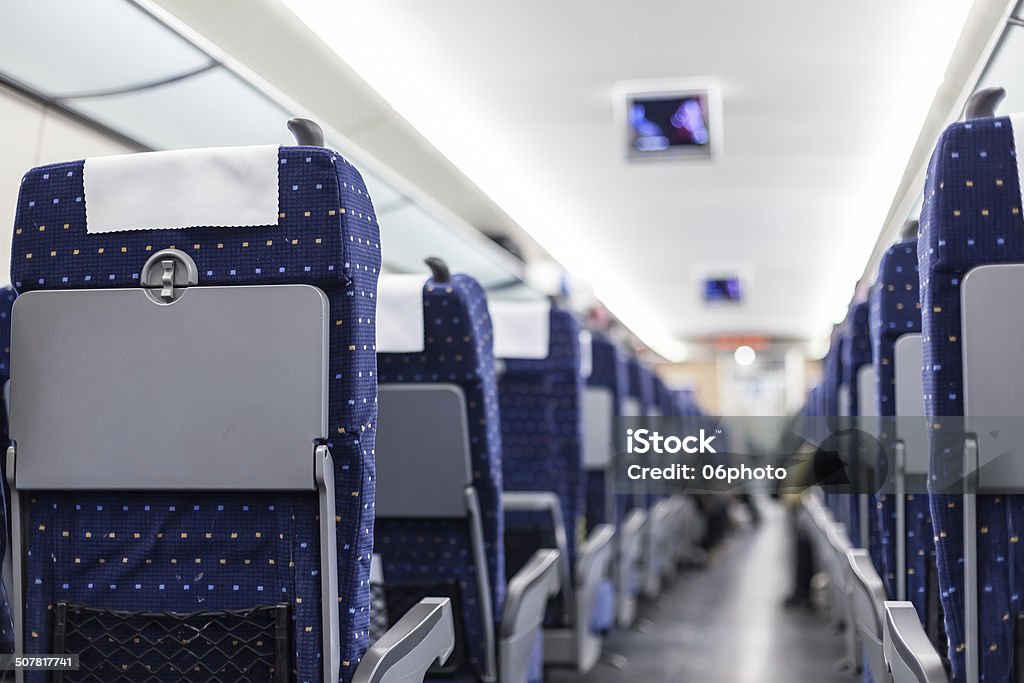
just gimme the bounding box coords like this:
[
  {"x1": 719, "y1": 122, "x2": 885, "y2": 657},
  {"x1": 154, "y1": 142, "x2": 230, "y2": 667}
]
[
  {"x1": 627, "y1": 92, "x2": 711, "y2": 159},
  {"x1": 704, "y1": 276, "x2": 742, "y2": 302}
]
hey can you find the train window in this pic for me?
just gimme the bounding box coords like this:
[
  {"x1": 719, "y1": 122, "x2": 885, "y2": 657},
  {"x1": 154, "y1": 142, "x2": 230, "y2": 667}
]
[
  {"x1": 70, "y1": 67, "x2": 293, "y2": 149},
  {"x1": 375, "y1": 201, "x2": 524, "y2": 289},
  {"x1": 0, "y1": 0, "x2": 209, "y2": 96}
]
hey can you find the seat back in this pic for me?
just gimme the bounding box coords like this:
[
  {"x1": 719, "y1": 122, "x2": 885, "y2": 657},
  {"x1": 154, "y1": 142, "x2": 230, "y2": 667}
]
[
  {"x1": 918, "y1": 112, "x2": 1024, "y2": 681},
  {"x1": 624, "y1": 358, "x2": 654, "y2": 513},
  {"x1": 842, "y1": 301, "x2": 873, "y2": 550},
  {"x1": 870, "y1": 239, "x2": 933, "y2": 617},
  {"x1": 584, "y1": 334, "x2": 627, "y2": 534},
  {"x1": 375, "y1": 273, "x2": 504, "y2": 680},
  {"x1": 674, "y1": 388, "x2": 701, "y2": 417},
  {"x1": 655, "y1": 379, "x2": 678, "y2": 418},
  {"x1": 495, "y1": 304, "x2": 584, "y2": 571},
  {"x1": 8, "y1": 144, "x2": 381, "y2": 682},
  {"x1": 0, "y1": 285, "x2": 14, "y2": 656},
  {"x1": 638, "y1": 365, "x2": 658, "y2": 419},
  {"x1": 822, "y1": 337, "x2": 847, "y2": 524},
  {"x1": 639, "y1": 367, "x2": 665, "y2": 502},
  {"x1": 842, "y1": 301, "x2": 873, "y2": 419}
]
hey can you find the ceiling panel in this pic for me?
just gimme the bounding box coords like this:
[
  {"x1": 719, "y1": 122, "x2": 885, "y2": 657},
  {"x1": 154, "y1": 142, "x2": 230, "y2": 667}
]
[{"x1": 282, "y1": 0, "x2": 974, "y2": 350}]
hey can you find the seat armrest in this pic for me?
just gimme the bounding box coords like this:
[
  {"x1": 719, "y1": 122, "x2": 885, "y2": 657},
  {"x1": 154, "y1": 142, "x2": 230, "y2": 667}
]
[
  {"x1": 884, "y1": 601, "x2": 948, "y2": 683},
  {"x1": 499, "y1": 549, "x2": 561, "y2": 683},
  {"x1": 848, "y1": 549, "x2": 885, "y2": 636},
  {"x1": 615, "y1": 509, "x2": 647, "y2": 628},
  {"x1": 575, "y1": 523, "x2": 615, "y2": 636},
  {"x1": 503, "y1": 491, "x2": 574, "y2": 622},
  {"x1": 501, "y1": 549, "x2": 562, "y2": 638},
  {"x1": 619, "y1": 508, "x2": 647, "y2": 567},
  {"x1": 576, "y1": 524, "x2": 614, "y2": 586},
  {"x1": 352, "y1": 597, "x2": 456, "y2": 683},
  {"x1": 848, "y1": 549, "x2": 889, "y2": 683}
]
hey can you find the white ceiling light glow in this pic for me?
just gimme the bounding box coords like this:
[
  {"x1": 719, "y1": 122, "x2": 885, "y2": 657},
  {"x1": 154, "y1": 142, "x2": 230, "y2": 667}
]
[
  {"x1": 281, "y1": 0, "x2": 973, "y2": 356},
  {"x1": 734, "y1": 345, "x2": 756, "y2": 367}
]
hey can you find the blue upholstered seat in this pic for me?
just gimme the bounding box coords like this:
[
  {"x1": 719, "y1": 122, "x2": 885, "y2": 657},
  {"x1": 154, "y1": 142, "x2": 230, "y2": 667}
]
[
  {"x1": 624, "y1": 359, "x2": 654, "y2": 515},
  {"x1": 625, "y1": 358, "x2": 653, "y2": 414},
  {"x1": 821, "y1": 337, "x2": 846, "y2": 524},
  {"x1": 842, "y1": 302, "x2": 872, "y2": 551},
  {"x1": 584, "y1": 334, "x2": 627, "y2": 534},
  {"x1": 843, "y1": 302, "x2": 872, "y2": 417},
  {"x1": 581, "y1": 333, "x2": 627, "y2": 635},
  {"x1": 918, "y1": 114, "x2": 1024, "y2": 680},
  {"x1": 825, "y1": 335, "x2": 845, "y2": 419},
  {"x1": 10, "y1": 147, "x2": 381, "y2": 683},
  {"x1": 376, "y1": 274, "x2": 509, "y2": 680},
  {"x1": 673, "y1": 388, "x2": 699, "y2": 417},
  {"x1": 0, "y1": 285, "x2": 15, "y2": 656},
  {"x1": 654, "y1": 379, "x2": 679, "y2": 419},
  {"x1": 500, "y1": 307, "x2": 584, "y2": 575},
  {"x1": 454, "y1": 301, "x2": 608, "y2": 672},
  {"x1": 869, "y1": 239, "x2": 933, "y2": 618}
]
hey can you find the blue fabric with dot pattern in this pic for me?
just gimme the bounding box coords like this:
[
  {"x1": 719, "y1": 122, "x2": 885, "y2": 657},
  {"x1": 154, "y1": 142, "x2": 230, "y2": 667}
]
[
  {"x1": 822, "y1": 337, "x2": 846, "y2": 522},
  {"x1": 500, "y1": 308, "x2": 584, "y2": 570},
  {"x1": 919, "y1": 115, "x2": 1022, "y2": 681},
  {"x1": 842, "y1": 301, "x2": 872, "y2": 416},
  {"x1": 654, "y1": 379, "x2": 679, "y2": 418},
  {"x1": 585, "y1": 335, "x2": 627, "y2": 536},
  {"x1": 843, "y1": 302, "x2": 872, "y2": 551},
  {"x1": 623, "y1": 359, "x2": 654, "y2": 516},
  {"x1": 499, "y1": 308, "x2": 588, "y2": 640},
  {"x1": 376, "y1": 274, "x2": 506, "y2": 679},
  {"x1": 869, "y1": 239, "x2": 932, "y2": 618},
  {"x1": 10, "y1": 147, "x2": 381, "y2": 683},
  {"x1": 583, "y1": 334, "x2": 627, "y2": 635}
]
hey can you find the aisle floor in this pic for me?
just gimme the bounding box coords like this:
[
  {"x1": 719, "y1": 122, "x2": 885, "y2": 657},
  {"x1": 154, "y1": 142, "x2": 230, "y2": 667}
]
[{"x1": 548, "y1": 501, "x2": 860, "y2": 683}]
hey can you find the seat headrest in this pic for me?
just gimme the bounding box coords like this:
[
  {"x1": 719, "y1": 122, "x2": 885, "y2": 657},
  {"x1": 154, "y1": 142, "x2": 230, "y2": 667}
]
[
  {"x1": 12, "y1": 145, "x2": 375, "y2": 293},
  {"x1": 375, "y1": 274, "x2": 428, "y2": 353},
  {"x1": 871, "y1": 239, "x2": 920, "y2": 342},
  {"x1": 587, "y1": 333, "x2": 625, "y2": 389},
  {"x1": 843, "y1": 300, "x2": 871, "y2": 375},
  {"x1": 627, "y1": 357, "x2": 654, "y2": 404},
  {"x1": 578, "y1": 329, "x2": 593, "y2": 379},
  {"x1": 921, "y1": 114, "x2": 1024, "y2": 274}
]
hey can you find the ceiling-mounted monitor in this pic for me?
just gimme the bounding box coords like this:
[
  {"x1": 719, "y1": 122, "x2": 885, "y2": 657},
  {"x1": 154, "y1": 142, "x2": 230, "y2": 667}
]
[
  {"x1": 693, "y1": 263, "x2": 750, "y2": 307},
  {"x1": 618, "y1": 80, "x2": 721, "y2": 162},
  {"x1": 704, "y1": 276, "x2": 742, "y2": 303}
]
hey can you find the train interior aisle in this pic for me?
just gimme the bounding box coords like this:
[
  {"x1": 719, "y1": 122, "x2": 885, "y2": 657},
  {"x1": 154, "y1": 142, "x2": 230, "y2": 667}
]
[
  {"x1": 550, "y1": 502, "x2": 855, "y2": 683},
  {"x1": 3, "y1": 1, "x2": 1024, "y2": 682}
]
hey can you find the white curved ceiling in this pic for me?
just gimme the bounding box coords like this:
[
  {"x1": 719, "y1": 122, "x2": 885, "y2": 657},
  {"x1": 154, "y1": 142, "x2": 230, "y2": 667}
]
[{"x1": 278, "y1": 0, "x2": 974, "y2": 357}]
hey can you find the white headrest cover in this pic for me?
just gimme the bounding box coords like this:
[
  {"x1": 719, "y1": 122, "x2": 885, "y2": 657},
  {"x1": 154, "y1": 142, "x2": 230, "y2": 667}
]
[
  {"x1": 490, "y1": 299, "x2": 551, "y2": 360},
  {"x1": 376, "y1": 274, "x2": 428, "y2": 353},
  {"x1": 83, "y1": 145, "x2": 280, "y2": 233},
  {"x1": 578, "y1": 329, "x2": 593, "y2": 379}
]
